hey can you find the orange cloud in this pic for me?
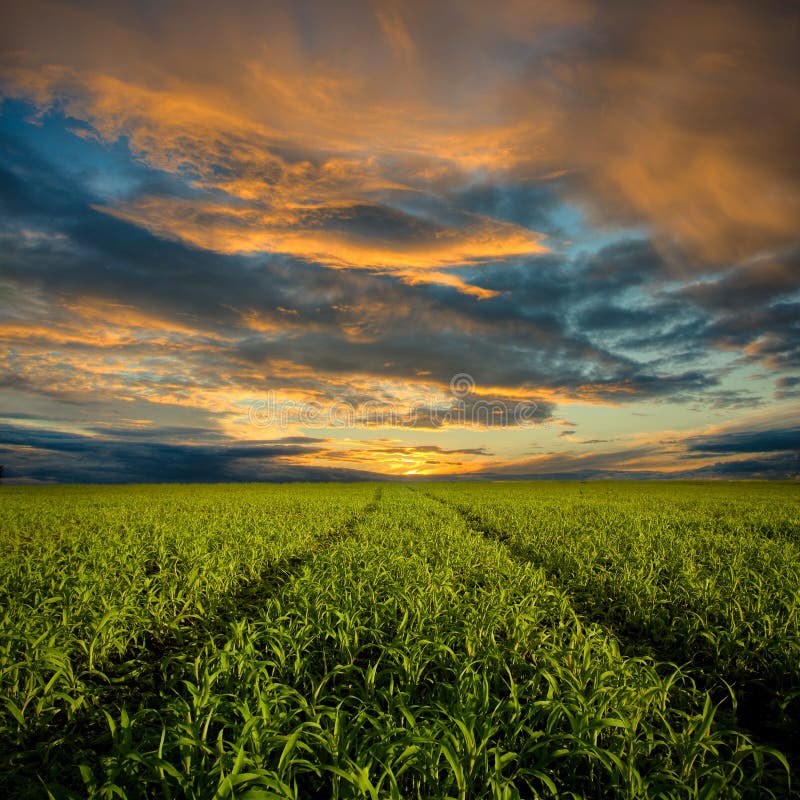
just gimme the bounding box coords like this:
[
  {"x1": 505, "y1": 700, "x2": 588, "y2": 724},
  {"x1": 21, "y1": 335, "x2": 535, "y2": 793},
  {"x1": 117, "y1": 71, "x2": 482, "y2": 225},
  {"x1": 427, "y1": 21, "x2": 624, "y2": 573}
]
[
  {"x1": 1, "y1": 63, "x2": 548, "y2": 296},
  {"x1": 526, "y1": 1, "x2": 800, "y2": 265},
  {"x1": 2, "y1": 0, "x2": 796, "y2": 274},
  {"x1": 97, "y1": 194, "x2": 545, "y2": 277}
]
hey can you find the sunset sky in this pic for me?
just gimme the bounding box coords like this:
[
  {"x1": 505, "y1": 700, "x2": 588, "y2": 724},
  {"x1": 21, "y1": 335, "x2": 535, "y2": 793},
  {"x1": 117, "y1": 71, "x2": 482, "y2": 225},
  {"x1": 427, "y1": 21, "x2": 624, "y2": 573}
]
[{"x1": 1, "y1": 0, "x2": 798, "y2": 483}]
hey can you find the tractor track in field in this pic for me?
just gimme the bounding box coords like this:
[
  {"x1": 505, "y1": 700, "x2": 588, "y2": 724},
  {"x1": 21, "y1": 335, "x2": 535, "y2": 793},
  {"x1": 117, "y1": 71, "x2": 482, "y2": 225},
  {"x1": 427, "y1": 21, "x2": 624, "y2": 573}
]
[
  {"x1": 1, "y1": 486, "x2": 387, "y2": 797},
  {"x1": 314, "y1": 484, "x2": 383, "y2": 548},
  {"x1": 110, "y1": 485, "x2": 384, "y2": 670},
  {"x1": 104, "y1": 485, "x2": 384, "y2": 673},
  {"x1": 415, "y1": 486, "x2": 800, "y2": 769},
  {"x1": 415, "y1": 485, "x2": 651, "y2": 644}
]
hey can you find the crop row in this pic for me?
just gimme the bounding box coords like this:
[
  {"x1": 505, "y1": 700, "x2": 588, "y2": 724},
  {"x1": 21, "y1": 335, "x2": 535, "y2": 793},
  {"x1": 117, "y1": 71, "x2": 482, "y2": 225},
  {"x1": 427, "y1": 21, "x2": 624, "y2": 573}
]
[
  {"x1": 0, "y1": 482, "x2": 377, "y2": 785},
  {"x1": 422, "y1": 482, "x2": 800, "y2": 757}
]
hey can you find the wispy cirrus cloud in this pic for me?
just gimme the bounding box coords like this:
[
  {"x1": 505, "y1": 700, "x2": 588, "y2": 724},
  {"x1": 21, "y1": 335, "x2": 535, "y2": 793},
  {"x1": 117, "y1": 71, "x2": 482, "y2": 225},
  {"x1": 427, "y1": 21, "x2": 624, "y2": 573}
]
[
  {"x1": 5, "y1": 0, "x2": 796, "y2": 267},
  {"x1": 0, "y1": 57, "x2": 549, "y2": 297}
]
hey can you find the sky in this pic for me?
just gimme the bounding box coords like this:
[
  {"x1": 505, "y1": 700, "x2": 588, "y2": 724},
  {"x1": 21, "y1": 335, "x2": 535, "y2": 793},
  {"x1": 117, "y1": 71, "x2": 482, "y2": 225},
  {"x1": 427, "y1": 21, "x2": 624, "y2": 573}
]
[{"x1": 0, "y1": 0, "x2": 798, "y2": 483}]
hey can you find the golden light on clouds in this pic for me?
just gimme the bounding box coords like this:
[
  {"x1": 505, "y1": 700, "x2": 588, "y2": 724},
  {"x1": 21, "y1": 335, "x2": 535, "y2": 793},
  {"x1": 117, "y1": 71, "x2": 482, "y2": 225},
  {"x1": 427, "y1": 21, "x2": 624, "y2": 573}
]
[{"x1": 0, "y1": 0, "x2": 798, "y2": 482}]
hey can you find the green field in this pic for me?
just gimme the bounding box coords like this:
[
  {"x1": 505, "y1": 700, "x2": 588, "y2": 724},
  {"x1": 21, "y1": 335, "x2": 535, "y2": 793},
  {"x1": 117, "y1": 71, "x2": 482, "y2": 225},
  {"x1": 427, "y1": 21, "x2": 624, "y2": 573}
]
[{"x1": 1, "y1": 482, "x2": 798, "y2": 799}]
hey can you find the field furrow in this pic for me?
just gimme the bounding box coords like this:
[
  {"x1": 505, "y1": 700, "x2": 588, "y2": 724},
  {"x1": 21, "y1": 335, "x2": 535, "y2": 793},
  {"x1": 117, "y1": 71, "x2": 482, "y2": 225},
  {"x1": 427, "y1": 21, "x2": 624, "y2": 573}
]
[
  {"x1": 423, "y1": 482, "x2": 800, "y2": 761},
  {"x1": 0, "y1": 484, "x2": 379, "y2": 789}
]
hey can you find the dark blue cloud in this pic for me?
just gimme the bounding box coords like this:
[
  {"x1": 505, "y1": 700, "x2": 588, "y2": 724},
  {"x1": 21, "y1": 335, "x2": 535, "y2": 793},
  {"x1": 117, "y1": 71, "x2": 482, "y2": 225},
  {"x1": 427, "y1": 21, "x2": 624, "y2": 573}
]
[
  {"x1": 3, "y1": 421, "x2": 797, "y2": 484},
  {"x1": 775, "y1": 376, "x2": 800, "y2": 401},
  {"x1": 447, "y1": 180, "x2": 566, "y2": 234},
  {"x1": 685, "y1": 428, "x2": 800, "y2": 456},
  {"x1": 0, "y1": 423, "x2": 374, "y2": 483}
]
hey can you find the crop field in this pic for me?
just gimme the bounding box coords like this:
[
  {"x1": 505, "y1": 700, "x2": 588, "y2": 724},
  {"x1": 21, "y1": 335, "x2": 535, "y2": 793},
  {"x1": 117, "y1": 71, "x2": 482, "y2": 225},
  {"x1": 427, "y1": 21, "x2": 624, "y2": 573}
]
[{"x1": 1, "y1": 482, "x2": 798, "y2": 799}]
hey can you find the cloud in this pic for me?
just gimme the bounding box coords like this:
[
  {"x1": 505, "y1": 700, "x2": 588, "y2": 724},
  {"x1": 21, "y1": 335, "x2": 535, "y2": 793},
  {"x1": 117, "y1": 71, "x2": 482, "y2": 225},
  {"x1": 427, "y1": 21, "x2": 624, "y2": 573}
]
[
  {"x1": 5, "y1": 0, "x2": 796, "y2": 274},
  {"x1": 0, "y1": 422, "x2": 370, "y2": 483},
  {"x1": 0, "y1": 132, "x2": 742, "y2": 412},
  {"x1": 684, "y1": 428, "x2": 800, "y2": 456},
  {"x1": 98, "y1": 193, "x2": 545, "y2": 297},
  {"x1": 662, "y1": 250, "x2": 800, "y2": 370},
  {"x1": 775, "y1": 376, "x2": 800, "y2": 401},
  {"x1": 688, "y1": 454, "x2": 798, "y2": 479},
  {"x1": 525, "y1": 0, "x2": 800, "y2": 264},
  {"x1": 464, "y1": 426, "x2": 800, "y2": 481},
  {"x1": 678, "y1": 251, "x2": 800, "y2": 312},
  {"x1": 0, "y1": 24, "x2": 552, "y2": 297},
  {"x1": 703, "y1": 301, "x2": 800, "y2": 370},
  {"x1": 0, "y1": 0, "x2": 798, "y2": 481},
  {"x1": 4, "y1": 419, "x2": 795, "y2": 484},
  {"x1": 469, "y1": 454, "x2": 799, "y2": 481},
  {"x1": 0, "y1": 419, "x2": 500, "y2": 482}
]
